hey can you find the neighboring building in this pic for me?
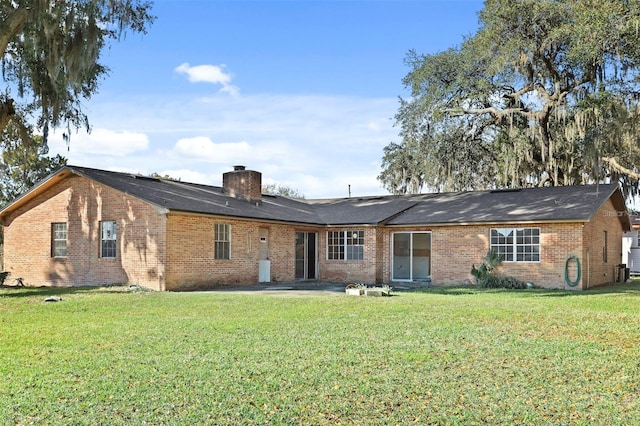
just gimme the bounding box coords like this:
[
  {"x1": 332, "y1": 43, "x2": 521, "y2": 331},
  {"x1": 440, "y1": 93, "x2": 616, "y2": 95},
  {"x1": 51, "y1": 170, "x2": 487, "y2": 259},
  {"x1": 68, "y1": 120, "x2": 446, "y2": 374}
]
[{"x1": 0, "y1": 165, "x2": 630, "y2": 291}]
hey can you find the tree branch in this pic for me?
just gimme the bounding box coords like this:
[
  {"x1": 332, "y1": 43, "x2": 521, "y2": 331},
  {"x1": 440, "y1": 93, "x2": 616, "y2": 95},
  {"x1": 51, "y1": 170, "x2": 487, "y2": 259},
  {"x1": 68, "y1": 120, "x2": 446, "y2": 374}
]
[
  {"x1": 445, "y1": 106, "x2": 539, "y2": 121},
  {"x1": 602, "y1": 157, "x2": 640, "y2": 180},
  {"x1": 0, "y1": 6, "x2": 29, "y2": 58}
]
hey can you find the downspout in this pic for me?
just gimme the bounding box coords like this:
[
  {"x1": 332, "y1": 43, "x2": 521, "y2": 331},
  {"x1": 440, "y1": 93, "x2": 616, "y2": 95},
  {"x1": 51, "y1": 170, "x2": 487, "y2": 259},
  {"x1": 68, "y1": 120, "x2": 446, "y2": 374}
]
[
  {"x1": 586, "y1": 248, "x2": 590, "y2": 289},
  {"x1": 584, "y1": 222, "x2": 590, "y2": 289}
]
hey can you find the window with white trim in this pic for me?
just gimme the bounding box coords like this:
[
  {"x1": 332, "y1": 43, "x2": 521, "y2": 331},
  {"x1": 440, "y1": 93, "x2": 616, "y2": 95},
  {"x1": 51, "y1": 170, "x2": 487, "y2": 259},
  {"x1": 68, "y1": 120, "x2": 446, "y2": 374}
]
[
  {"x1": 490, "y1": 228, "x2": 540, "y2": 262},
  {"x1": 214, "y1": 223, "x2": 231, "y2": 260},
  {"x1": 327, "y1": 230, "x2": 364, "y2": 260},
  {"x1": 51, "y1": 222, "x2": 67, "y2": 258},
  {"x1": 100, "y1": 221, "x2": 117, "y2": 258}
]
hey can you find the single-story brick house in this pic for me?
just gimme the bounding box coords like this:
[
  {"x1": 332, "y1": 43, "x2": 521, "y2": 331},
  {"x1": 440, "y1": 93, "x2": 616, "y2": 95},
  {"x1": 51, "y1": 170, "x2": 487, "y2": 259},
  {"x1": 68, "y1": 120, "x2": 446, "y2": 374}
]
[{"x1": 0, "y1": 165, "x2": 630, "y2": 291}]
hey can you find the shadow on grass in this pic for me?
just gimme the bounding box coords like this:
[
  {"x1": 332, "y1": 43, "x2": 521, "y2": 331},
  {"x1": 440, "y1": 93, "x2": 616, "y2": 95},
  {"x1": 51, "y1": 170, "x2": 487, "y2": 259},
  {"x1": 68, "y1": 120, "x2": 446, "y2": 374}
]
[
  {"x1": 3, "y1": 282, "x2": 639, "y2": 299},
  {"x1": 403, "y1": 282, "x2": 640, "y2": 297},
  {"x1": 0, "y1": 284, "x2": 137, "y2": 298},
  {"x1": 531, "y1": 283, "x2": 640, "y2": 297}
]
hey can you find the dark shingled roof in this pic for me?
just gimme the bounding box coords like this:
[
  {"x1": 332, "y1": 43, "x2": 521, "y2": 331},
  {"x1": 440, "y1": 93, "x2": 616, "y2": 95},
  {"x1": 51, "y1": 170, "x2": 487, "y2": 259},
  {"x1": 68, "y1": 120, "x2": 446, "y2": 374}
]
[
  {"x1": 385, "y1": 184, "x2": 624, "y2": 226},
  {"x1": 305, "y1": 195, "x2": 424, "y2": 225},
  {"x1": 0, "y1": 166, "x2": 629, "y2": 230},
  {"x1": 68, "y1": 166, "x2": 323, "y2": 225}
]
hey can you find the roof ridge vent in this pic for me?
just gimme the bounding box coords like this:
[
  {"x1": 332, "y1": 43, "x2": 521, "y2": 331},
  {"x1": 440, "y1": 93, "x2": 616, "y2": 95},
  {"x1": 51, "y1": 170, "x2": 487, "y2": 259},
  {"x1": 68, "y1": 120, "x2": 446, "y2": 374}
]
[
  {"x1": 131, "y1": 174, "x2": 160, "y2": 182},
  {"x1": 489, "y1": 188, "x2": 521, "y2": 193}
]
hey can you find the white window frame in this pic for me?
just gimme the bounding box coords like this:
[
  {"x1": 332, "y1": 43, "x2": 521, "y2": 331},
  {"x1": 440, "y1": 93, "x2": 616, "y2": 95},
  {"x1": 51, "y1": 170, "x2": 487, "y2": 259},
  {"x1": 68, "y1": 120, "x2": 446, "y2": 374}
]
[
  {"x1": 490, "y1": 227, "x2": 540, "y2": 262},
  {"x1": 51, "y1": 222, "x2": 67, "y2": 258},
  {"x1": 100, "y1": 221, "x2": 117, "y2": 258},
  {"x1": 214, "y1": 223, "x2": 231, "y2": 260},
  {"x1": 327, "y1": 230, "x2": 364, "y2": 261}
]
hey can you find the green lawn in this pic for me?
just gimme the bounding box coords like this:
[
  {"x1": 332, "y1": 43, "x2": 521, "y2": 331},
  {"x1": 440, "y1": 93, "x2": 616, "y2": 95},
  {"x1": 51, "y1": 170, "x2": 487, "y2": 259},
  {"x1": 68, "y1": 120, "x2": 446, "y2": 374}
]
[{"x1": 1, "y1": 284, "x2": 639, "y2": 425}]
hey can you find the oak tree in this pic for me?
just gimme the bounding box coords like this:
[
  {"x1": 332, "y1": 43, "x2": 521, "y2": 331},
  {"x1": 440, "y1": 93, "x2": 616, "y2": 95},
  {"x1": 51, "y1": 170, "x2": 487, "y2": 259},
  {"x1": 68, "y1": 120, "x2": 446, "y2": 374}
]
[
  {"x1": 381, "y1": 0, "x2": 640, "y2": 200},
  {"x1": 0, "y1": 120, "x2": 67, "y2": 205},
  {"x1": 0, "y1": 0, "x2": 154, "y2": 141}
]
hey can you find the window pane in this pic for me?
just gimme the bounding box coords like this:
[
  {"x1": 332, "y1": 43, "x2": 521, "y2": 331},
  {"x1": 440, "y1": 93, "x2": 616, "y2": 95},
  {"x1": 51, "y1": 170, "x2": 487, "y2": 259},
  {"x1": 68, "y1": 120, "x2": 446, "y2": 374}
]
[
  {"x1": 51, "y1": 223, "x2": 67, "y2": 257},
  {"x1": 215, "y1": 223, "x2": 231, "y2": 260},
  {"x1": 346, "y1": 245, "x2": 363, "y2": 261},
  {"x1": 327, "y1": 231, "x2": 345, "y2": 260},
  {"x1": 490, "y1": 228, "x2": 514, "y2": 261},
  {"x1": 327, "y1": 230, "x2": 364, "y2": 261},
  {"x1": 102, "y1": 240, "x2": 117, "y2": 258},
  {"x1": 100, "y1": 221, "x2": 117, "y2": 258},
  {"x1": 491, "y1": 228, "x2": 539, "y2": 262},
  {"x1": 102, "y1": 221, "x2": 116, "y2": 241},
  {"x1": 53, "y1": 240, "x2": 67, "y2": 257},
  {"x1": 346, "y1": 230, "x2": 364, "y2": 260}
]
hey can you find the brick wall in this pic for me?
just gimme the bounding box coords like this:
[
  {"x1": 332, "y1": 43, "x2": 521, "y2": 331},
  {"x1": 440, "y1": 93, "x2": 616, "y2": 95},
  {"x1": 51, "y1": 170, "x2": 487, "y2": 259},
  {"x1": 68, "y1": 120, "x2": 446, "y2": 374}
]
[
  {"x1": 165, "y1": 214, "x2": 321, "y2": 289},
  {"x1": 316, "y1": 227, "x2": 379, "y2": 284},
  {"x1": 380, "y1": 222, "x2": 595, "y2": 289},
  {"x1": 2, "y1": 175, "x2": 167, "y2": 290},
  {"x1": 582, "y1": 198, "x2": 624, "y2": 288}
]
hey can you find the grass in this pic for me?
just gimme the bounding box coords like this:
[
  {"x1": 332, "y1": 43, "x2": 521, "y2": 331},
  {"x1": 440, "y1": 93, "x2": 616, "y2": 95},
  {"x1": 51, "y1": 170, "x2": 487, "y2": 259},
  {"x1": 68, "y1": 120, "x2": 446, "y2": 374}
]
[{"x1": 1, "y1": 284, "x2": 639, "y2": 425}]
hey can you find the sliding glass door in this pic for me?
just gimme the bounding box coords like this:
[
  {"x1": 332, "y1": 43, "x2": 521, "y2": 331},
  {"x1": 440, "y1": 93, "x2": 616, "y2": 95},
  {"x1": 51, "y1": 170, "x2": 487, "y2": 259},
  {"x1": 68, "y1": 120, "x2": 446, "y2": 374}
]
[{"x1": 392, "y1": 232, "x2": 431, "y2": 281}]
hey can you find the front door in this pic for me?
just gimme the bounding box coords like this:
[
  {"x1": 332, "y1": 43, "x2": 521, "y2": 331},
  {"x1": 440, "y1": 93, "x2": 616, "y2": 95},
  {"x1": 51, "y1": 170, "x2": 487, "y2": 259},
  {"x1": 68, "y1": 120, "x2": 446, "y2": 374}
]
[
  {"x1": 295, "y1": 232, "x2": 317, "y2": 280},
  {"x1": 392, "y1": 232, "x2": 431, "y2": 281},
  {"x1": 258, "y1": 228, "x2": 270, "y2": 282}
]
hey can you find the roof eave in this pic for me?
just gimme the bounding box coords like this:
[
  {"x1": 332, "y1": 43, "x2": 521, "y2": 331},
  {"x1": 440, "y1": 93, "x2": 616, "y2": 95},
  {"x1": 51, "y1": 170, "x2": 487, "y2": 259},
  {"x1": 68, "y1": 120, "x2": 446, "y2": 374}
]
[
  {"x1": 385, "y1": 218, "x2": 592, "y2": 228},
  {"x1": 66, "y1": 166, "x2": 171, "y2": 216},
  {"x1": 0, "y1": 166, "x2": 75, "y2": 222}
]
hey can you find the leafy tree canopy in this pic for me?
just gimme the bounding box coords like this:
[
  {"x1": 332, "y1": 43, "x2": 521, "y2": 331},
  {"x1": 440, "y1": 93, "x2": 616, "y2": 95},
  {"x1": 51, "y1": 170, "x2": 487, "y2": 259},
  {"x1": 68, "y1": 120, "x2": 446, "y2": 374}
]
[
  {"x1": 0, "y1": 0, "x2": 154, "y2": 142},
  {"x1": 262, "y1": 183, "x2": 306, "y2": 199},
  {"x1": 0, "y1": 119, "x2": 67, "y2": 252},
  {"x1": 381, "y1": 0, "x2": 640, "y2": 201},
  {"x1": 0, "y1": 119, "x2": 67, "y2": 206}
]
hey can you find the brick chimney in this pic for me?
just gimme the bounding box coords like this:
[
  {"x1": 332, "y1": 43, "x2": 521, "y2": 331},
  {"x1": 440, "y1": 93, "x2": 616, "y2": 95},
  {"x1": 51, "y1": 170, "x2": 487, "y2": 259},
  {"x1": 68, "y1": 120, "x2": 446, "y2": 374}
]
[{"x1": 222, "y1": 165, "x2": 262, "y2": 202}]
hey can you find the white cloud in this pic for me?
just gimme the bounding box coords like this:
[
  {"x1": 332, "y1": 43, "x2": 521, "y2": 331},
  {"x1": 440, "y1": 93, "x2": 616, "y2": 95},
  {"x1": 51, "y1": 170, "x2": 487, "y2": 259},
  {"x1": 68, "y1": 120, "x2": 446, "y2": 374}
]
[
  {"x1": 48, "y1": 92, "x2": 399, "y2": 198},
  {"x1": 170, "y1": 137, "x2": 251, "y2": 163},
  {"x1": 157, "y1": 168, "x2": 216, "y2": 184},
  {"x1": 175, "y1": 62, "x2": 240, "y2": 96},
  {"x1": 175, "y1": 62, "x2": 231, "y2": 84},
  {"x1": 49, "y1": 128, "x2": 149, "y2": 157},
  {"x1": 367, "y1": 121, "x2": 381, "y2": 131}
]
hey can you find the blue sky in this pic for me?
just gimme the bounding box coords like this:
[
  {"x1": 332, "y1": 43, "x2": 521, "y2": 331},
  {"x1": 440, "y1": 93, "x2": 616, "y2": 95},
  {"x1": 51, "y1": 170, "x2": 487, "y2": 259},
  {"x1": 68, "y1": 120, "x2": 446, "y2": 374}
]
[{"x1": 49, "y1": 0, "x2": 484, "y2": 198}]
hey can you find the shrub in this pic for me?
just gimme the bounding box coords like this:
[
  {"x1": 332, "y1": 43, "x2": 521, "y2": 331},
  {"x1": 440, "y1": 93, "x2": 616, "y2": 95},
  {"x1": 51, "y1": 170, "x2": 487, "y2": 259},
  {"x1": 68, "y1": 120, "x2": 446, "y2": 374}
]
[
  {"x1": 471, "y1": 250, "x2": 531, "y2": 289},
  {"x1": 482, "y1": 274, "x2": 529, "y2": 289},
  {"x1": 471, "y1": 250, "x2": 502, "y2": 286}
]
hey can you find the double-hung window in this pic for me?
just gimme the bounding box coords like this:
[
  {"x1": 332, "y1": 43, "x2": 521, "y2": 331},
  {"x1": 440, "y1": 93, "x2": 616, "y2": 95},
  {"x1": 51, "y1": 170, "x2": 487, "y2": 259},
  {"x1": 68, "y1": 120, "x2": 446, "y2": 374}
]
[
  {"x1": 100, "y1": 221, "x2": 117, "y2": 258},
  {"x1": 51, "y1": 222, "x2": 67, "y2": 258},
  {"x1": 215, "y1": 223, "x2": 231, "y2": 260},
  {"x1": 327, "y1": 230, "x2": 364, "y2": 261},
  {"x1": 490, "y1": 228, "x2": 540, "y2": 262}
]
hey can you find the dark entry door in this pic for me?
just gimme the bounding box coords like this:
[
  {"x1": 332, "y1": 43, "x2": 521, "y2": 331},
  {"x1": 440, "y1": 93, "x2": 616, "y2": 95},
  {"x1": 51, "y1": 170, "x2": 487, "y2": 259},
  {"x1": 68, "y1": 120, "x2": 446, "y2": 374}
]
[{"x1": 295, "y1": 232, "x2": 317, "y2": 280}]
